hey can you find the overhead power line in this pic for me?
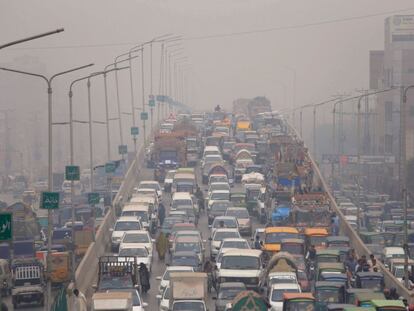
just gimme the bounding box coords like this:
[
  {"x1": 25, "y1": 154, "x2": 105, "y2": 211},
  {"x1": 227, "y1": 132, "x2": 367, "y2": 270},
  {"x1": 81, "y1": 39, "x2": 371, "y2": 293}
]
[{"x1": 7, "y1": 6, "x2": 414, "y2": 51}]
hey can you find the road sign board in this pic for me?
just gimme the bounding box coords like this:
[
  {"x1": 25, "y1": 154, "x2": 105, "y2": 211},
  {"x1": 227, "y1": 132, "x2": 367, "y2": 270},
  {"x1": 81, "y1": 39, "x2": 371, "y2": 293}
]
[
  {"x1": 140, "y1": 112, "x2": 148, "y2": 120},
  {"x1": 148, "y1": 95, "x2": 156, "y2": 107},
  {"x1": 65, "y1": 165, "x2": 80, "y2": 181},
  {"x1": 88, "y1": 192, "x2": 100, "y2": 205},
  {"x1": 156, "y1": 95, "x2": 166, "y2": 102},
  {"x1": 131, "y1": 126, "x2": 139, "y2": 136},
  {"x1": 40, "y1": 192, "x2": 60, "y2": 210},
  {"x1": 0, "y1": 213, "x2": 12, "y2": 241},
  {"x1": 118, "y1": 145, "x2": 128, "y2": 155},
  {"x1": 105, "y1": 162, "x2": 116, "y2": 174}
]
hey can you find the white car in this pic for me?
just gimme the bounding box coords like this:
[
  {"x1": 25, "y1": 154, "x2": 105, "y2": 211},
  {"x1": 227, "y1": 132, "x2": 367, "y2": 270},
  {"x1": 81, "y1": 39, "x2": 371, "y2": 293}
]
[
  {"x1": 209, "y1": 228, "x2": 241, "y2": 259},
  {"x1": 267, "y1": 272, "x2": 299, "y2": 288},
  {"x1": 119, "y1": 230, "x2": 154, "y2": 255},
  {"x1": 226, "y1": 207, "x2": 252, "y2": 235},
  {"x1": 209, "y1": 174, "x2": 228, "y2": 185},
  {"x1": 138, "y1": 181, "x2": 163, "y2": 199},
  {"x1": 156, "y1": 266, "x2": 194, "y2": 293},
  {"x1": 106, "y1": 289, "x2": 148, "y2": 311},
  {"x1": 216, "y1": 238, "x2": 251, "y2": 269},
  {"x1": 207, "y1": 190, "x2": 231, "y2": 209},
  {"x1": 211, "y1": 216, "x2": 239, "y2": 231},
  {"x1": 111, "y1": 217, "x2": 143, "y2": 252},
  {"x1": 157, "y1": 286, "x2": 170, "y2": 311},
  {"x1": 268, "y1": 283, "x2": 301, "y2": 311},
  {"x1": 118, "y1": 245, "x2": 152, "y2": 272},
  {"x1": 208, "y1": 182, "x2": 230, "y2": 197}
]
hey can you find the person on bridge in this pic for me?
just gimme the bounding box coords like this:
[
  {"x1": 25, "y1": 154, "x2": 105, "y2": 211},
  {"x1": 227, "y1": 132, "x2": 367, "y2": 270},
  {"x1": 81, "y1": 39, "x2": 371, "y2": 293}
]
[
  {"x1": 156, "y1": 232, "x2": 168, "y2": 260},
  {"x1": 158, "y1": 202, "x2": 166, "y2": 226},
  {"x1": 73, "y1": 288, "x2": 87, "y2": 311},
  {"x1": 139, "y1": 263, "x2": 150, "y2": 293}
]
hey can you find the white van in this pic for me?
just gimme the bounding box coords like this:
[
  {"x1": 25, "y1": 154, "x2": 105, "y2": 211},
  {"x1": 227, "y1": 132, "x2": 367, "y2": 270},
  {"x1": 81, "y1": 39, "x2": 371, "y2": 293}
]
[{"x1": 121, "y1": 204, "x2": 151, "y2": 230}]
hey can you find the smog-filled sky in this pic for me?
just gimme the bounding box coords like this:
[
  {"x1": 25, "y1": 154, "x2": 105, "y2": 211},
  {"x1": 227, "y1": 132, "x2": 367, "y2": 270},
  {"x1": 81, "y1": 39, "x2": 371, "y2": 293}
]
[{"x1": 1, "y1": 0, "x2": 414, "y2": 172}]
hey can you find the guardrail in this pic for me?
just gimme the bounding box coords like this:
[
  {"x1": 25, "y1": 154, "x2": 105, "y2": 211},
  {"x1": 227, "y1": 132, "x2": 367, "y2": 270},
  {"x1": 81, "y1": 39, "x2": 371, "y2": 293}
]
[
  {"x1": 287, "y1": 122, "x2": 414, "y2": 302},
  {"x1": 66, "y1": 135, "x2": 150, "y2": 307}
]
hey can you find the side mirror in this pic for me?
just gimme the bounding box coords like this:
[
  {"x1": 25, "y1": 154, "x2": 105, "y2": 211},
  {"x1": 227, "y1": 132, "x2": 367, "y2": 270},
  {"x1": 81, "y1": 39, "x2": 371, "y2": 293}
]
[
  {"x1": 156, "y1": 276, "x2": 162, "y2": 281},
  {"x1": 208, "y1": 225, "x2": 212, "y2": 229},
  {"x1": 142, "y1": 302, "x2": 149, "y2": 307},
  {"x1": 156, "y1": 294, "x2": 162, "y2": 300},
  {"x1": 109, "y1": 228, "x2": 114, "y2": 232},
  {"x1": 152, "y1": 239, "x2": 156, "y2": 243}
]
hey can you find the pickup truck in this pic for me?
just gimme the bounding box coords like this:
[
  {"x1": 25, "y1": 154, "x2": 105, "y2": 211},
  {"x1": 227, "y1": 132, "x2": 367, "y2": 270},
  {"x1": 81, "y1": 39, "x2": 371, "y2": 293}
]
[{"x1": 169, "y1": 272, "x2": 208, "y2": 311}]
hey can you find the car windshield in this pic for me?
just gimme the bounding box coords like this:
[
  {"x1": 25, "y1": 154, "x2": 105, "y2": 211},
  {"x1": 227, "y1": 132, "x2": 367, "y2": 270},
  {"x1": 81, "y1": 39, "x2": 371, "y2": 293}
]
[
  {"x1": 218, "y1": 287, "x2": 242, "y2": 299},
  {"x1": 119, "y1": 248, "x2": 148, "y2": 257},
  {"x1": 214, "y1": 232, "x2": 240, "y2": 241},
  {"x1": 172, "y1": 200, "x2": 193, "y2": 208},
  {"x1": 99, "y1": 276, "x2": 133, "y2": 290},
  {"x1": 173, "y1": 301, "x2": 205, "y2": 311},
  {"x1": 211, "y1": 202, "x2": 230, "y2": 212},
  {"x1": 226, "y1": 209, "x2": 249, "y2": 218},
  {"x1": 265, "y1": 232, "x2": 299, "y2": 243},
  {"x1": 140, "y1": 183, "x2": 159, "y2": 191},
  {"x1": 221, "y1": 255, "x2": 259, "y2": 270},
  {"x1": 163, "y1": 218, "x2": 183, "y2": 228},
  {"x1": 172, "y1": 255, "x2": 198, "y2": 267},
  {"x1": 115, "y1": 222, "x2": 141, "y2": 231},
  {"x1": 210, "y1": 184, "x2": 229, "y2": 191},
  {"x1": 271, "y1": 288, "x2": 300, "y2": 301},
  {"x1": 175, "y1": 242, "x2": 201, "y2": 252},
  {"x1": 316, "y1": 289, "x2": 340, "y2": 303},
  {"x1": 213, "y1": 219, "x2": 237, "y2": 228},
  {"x1": 122, "y1": 233, "x2": 149, "y2": 243},
  {"x1": 205, "y1": 156, "x2": 222, "y2": 163},
  {"x1": 163, "y1": 269, "x2": 191, "y2": 281},
  {"x1": 287, "y1": 302, "x2": 314, "y2": 311},
  {"x1": 281, "y1": 244, "x2": 304, "y2": 255},
  {"x1": 211, "y1": 192, "x2": 229, "y2": 201},
  {"x1": 122, "y1": 211, "x2": 148, "y2": 222},
  {"x1": 221, "y1": 241, "x2": 249, "y2": 249},
  {"x1": 269, "y1": 276, "x2": 296, "y2": 285}
]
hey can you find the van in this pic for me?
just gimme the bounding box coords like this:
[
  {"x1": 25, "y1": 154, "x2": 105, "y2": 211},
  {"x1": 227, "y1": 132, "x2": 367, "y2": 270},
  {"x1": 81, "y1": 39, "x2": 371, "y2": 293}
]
[{"x1": 121, "y1": 204, "x2": 152, "y2": 230}]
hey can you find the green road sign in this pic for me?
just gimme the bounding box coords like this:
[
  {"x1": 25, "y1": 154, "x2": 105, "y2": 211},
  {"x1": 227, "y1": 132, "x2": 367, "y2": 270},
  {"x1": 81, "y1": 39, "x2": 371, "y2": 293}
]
[
  {"x1": 0, "y1": 213, "x2": 12, "y2": 241},
  {"x1": 141, "y1": 112, "x2": 148, "y2": 120},
  {"x1": 65, "y1": 165, "x2": 80, "y2": 181},
  {"x1": 40, "y1": 192, "x2": 60, "y2": 210},
  {"x1": 105, "y1": 162, "x2": 116, "y2": 174},
  {"x1": 131, "y1": 126, "x2": 139, "y2": 136},
  {"x1": 88, "y1": 192, "x2": 100, "y2": 205},
  {"x1": 118, "y1": 144, "x2": 128, "y2": 155},
  {"x1": 149, "y1": 99, "x2": 155, "y2": 107}
]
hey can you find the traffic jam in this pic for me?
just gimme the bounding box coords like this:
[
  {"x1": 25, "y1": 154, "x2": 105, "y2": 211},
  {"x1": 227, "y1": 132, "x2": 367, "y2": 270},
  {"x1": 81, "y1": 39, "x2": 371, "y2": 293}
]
[{"x1": 93, "y1": 96, "x2": 411, "y2": 311}]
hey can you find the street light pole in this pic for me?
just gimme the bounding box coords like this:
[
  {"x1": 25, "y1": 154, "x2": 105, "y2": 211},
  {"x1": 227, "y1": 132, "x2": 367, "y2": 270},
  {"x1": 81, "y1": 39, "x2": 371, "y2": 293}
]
[
  {"x1": 0, "y1": 63, "x2": 93, "y2": 311},
  {"x1": 0, "y1": 28, "x2": 64, "y2": 50}
]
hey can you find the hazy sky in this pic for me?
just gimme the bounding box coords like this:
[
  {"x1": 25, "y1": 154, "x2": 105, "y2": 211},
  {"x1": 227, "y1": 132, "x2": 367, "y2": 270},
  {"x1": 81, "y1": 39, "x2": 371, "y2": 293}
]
[
  {"x1": 2, "y1": 0, "x2": 414, "y2": 110},
  {"x1": 1, "y1": 0, "x2": 414, "y2": 171}
]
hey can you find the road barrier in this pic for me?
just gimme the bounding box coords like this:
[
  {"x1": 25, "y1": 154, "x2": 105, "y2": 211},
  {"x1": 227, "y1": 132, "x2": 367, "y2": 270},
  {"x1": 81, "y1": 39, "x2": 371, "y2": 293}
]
[{"x1": 287, "y1": 122, "x2": 414, "y2": 302}]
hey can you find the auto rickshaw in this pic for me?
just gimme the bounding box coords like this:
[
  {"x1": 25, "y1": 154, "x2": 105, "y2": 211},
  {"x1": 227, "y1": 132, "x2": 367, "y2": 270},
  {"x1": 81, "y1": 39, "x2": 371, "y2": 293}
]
[
  {"x1": 316, "y1": 249, "x2": 341, "y2": 264},
  {"x1": 345, "y1": 288, "x2": 372, "y2": 305},
  {"x1": 280, "y1": 238, "x2": 305, "y2": 256},
  {"x1": 316, "y1": 262, "x2": 345, "y2": 282},
  {"x1": 304, "y1": 228, "x2": 328, "y2": 250},
  {"x1": 369, "y1": 299, "x2": 406, "y2": 311},
  {"x1": 314, "y1": 281, "x2": 345, "y2": 311},
  {"x1": 282, "y1": 292, "x2": 315, "y2": 311},
  {"x1": 327, "y1": 304, "x2": 357, "y2": 311},
  {"x1": 354, "y1": 292, "x2": 386, "y2": 307},
  {"x1": 0, "y1": 259, "x2": 11, "y2": 295},
  {"x1": 355, "y1": 272, "x2": 384, "y2": 292},
  {"x1": 245, "y1": 183, "x2": 261, "y2": 215},
  {"x1": 326, "y1": 236, "x2": 350, "y2": 248},
  {"x1": 326, "y1": 246, "x2": 350, "y2": 262}
]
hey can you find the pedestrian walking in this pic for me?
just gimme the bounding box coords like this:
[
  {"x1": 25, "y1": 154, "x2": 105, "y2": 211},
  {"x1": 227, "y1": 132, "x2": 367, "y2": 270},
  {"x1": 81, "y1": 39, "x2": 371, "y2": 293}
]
[
  {"x1": 139, "y1": 263, "x2": 150, "y2": 293},
  {"x1": 158, "y1": 202, "x2": 166, "y2": 226},
  {"x1": 156, "y1": 232, "x2": 168, "y2": 260},
  {"x1": 73, "y1": 288, "x2": 87, "y2": 311}
]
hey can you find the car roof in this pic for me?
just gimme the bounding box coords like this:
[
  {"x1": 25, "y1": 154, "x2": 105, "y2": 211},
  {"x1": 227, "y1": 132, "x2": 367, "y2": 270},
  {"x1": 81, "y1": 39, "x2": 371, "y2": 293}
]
[
  {"x1": 214, "y1": 216, "x2": 237, "y2": 220},
  {"x1": 117, "y1": 217, "x2": 141, "y2": 222},
  {"x1": 119, "y1": 244, "x2": 148, "y2": 250},
  {"x1": 219, "y1": 282, "x2": 246, "y2": 288},
  {"x1": 140, "y1": 181, "x2": 159, "y2": 185},
  {"x1": 211, "y1": 190, "x2": 230, "y2": 194},
  {"x1": 222, "y1": 238, "x2": 247, "y2": 243},
  {"x1": 271, "y1": 283, "x2": 300, "y2": 290},
  {"x1": 221, "y1": 249, "x2": 261, "y2": 257},
  {"x1": 165, "y1": 266, "x2": 194, "y2": 271},
  {"x1": 122, "y1": 205, "x2": 149, "y2": 212},
  {"x1": 172, "y1": 192, "x2": 193, "y2": 199}
]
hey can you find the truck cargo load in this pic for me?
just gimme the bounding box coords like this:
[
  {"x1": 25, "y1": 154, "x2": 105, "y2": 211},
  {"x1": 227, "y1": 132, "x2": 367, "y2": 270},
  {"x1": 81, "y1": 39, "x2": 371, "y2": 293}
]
[{"x1": 92, "y1": 292, "x2": 132, "y2": 311}]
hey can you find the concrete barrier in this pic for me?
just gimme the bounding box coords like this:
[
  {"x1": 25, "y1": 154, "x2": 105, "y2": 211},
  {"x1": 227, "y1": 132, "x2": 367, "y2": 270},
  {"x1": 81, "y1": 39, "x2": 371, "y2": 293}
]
[{"x1": 288, "y1": 122, "x2": 414, "y2": 302}]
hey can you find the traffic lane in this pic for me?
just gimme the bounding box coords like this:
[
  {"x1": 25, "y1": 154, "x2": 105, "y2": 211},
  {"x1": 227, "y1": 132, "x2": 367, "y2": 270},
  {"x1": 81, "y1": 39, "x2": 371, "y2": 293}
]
[{"x1": 146, "y1": 167, "x2": 264, "y2": 311}]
